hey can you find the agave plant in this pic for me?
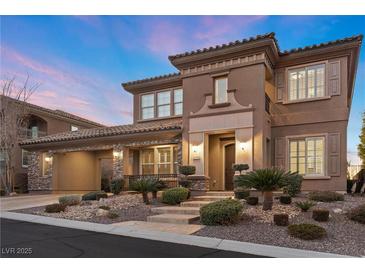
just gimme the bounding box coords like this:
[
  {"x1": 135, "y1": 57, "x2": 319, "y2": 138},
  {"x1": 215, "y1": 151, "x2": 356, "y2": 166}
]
[
  {"x1": 234, "y1": 168, "x2": 301, "y2": 210},
  {"x1": 130, "y1": 178, "x2": 156, "y2": 204}
]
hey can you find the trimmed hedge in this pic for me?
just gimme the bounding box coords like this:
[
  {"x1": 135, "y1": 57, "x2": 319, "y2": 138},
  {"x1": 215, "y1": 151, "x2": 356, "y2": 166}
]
[
  {"x1": 179, "y1": 165, "x2": 196, "y2": 176},
  {"x1": 279, "y1": 195, "x2": 292, "y2": 205},
  {"x1": 82, "y1": 191, "x2": 108, "y2": 201},
  {"x1": 45, "y1": 203, "x2": 66, "y2": 213},
  {"x1": 246, "y1": 196, "x2": 258, "y2": 205},
  {"x1": 348, "y1": 204, "x2": 365, "y2": 224},
  {"x1": 58, "y1": 195, "x2": 81, "y2": 206},
  {"x1": 162, "y1": 187, "x2": 189, "y2": 205},
  {"x1": 312, "y1": 209, "x2": 330, "y2": 222},
  {"x1": 273, "y1": 213, "x2": 289, "y2": 226},
  {"x1": 200, "y1": 199, "x2": 243, "y2": 226},
  {"x1": 288, "y1": 223, "x2": 327, "y2": 240},
  {"x1": 309, "y1": 191, "x2": 344, "y2": 202}
]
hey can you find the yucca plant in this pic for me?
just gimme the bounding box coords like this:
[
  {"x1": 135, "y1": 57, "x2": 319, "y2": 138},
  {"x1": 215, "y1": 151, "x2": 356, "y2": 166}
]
[
  {"x1": 234, "y1": 168, "x2": 301, "y2": 210},
  {"x1": 130, "y1": 178, "x2": 156, "y2": 204}
]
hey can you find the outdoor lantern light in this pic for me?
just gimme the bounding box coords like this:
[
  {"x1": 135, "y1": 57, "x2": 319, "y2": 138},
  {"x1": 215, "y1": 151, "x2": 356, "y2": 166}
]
[
  {"x1": 113, "y1": 151, "x2": 123, "y2": 158},
  {"x1": 44, "y1": 156, "x2": 52, "y2": 162},
  {"x1": 192, "y1": 145, "x2": 199, "y2": 153},
  {"x1": 240, "y1": 142, "x2": 246, "y2": 151}
]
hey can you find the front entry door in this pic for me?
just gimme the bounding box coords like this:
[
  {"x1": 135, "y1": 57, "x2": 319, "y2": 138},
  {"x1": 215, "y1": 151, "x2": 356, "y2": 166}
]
[{"x1": 224, "y1": 144, "x2": 235, "y2": 190}]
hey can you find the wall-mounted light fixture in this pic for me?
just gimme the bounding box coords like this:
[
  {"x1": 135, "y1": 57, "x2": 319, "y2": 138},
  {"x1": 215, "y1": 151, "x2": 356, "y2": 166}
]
[
  {"x1": 113, "y1": 151, "x2": 123, "y2": 159},
  {"x1": 192, "y1": 145, "x2": 200, "y2": 160},
  {"x1": 239, "y1": 142, "x2": 247, "y2": 151},
  {"x1": 44, "y1": 156, "x2": 53, "y2": 162},
  {"x1": 192, "y1": 145, "x2": 199, "y2": 154}
]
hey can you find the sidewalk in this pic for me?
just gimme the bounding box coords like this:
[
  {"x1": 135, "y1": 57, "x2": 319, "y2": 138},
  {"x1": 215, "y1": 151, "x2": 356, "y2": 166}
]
[{"x1": 0, "y1": 211, "x2": 350, "y2": 258}]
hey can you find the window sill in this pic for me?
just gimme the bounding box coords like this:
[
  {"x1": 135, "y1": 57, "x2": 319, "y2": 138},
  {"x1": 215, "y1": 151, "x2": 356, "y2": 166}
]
[
  {"x1": 303, "y1": 175, "x2": 331, "y2": 180},
  {"x1": 283, "y1": 96, "x2": 331, "y2": 105},
  {"x1": 208, "y1": 102, "x2": 231, "y2": 109},
  {"x1": 137, "y1": 115, "x2": 182, "y2": 123}
]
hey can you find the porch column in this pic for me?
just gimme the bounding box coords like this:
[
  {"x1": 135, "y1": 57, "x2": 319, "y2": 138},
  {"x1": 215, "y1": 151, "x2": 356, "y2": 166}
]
[
  {"x1": 112, "y1": 145, "x2": 124, "y2": 179},
  {"x1": 28, "y1": 151, "x2": 53, "y2": 191}
]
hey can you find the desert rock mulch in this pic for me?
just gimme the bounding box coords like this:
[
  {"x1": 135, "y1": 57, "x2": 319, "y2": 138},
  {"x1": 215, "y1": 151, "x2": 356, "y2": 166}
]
[
  {"x1": 195, "y1": 195, "x2": 365, "y2": 257},
  {"x1": 14, "y1": 194, "x2": 158, "y2": 224}
]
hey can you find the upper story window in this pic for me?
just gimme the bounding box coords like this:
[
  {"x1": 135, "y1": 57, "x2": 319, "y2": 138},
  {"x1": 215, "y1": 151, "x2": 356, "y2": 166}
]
[
  {"x1": 157, "y1": 91, "x2": 171, "y2": 117},
  {"x1": 71, "y1": 125, "x2": 79, "y2": 131},
  {"x1": 288, "y1": 64, "x2": 325, "y2": 101},
  {"x1": 140, "y1": 88, "x2": 183, "y2": 120},
  {"x1": 22, "y1": 149, "x2": 31, "y2": 168},
  {"x1": 173, "y1": 89, "x2": 183, "y2": 115},
  {"x1": 141, "y1": 94, "x2": 155, "y2": 120},
  {"x1": 214, "y1": 77, "x2": 228, "y2": 104},
  {"x1": 289, "y1": 136, "x2": 325, "y2": 176}
]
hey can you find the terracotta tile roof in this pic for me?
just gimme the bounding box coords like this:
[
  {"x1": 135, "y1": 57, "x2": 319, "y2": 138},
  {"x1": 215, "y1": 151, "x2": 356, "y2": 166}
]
[
  {"x1": 122, "y1": 72, "x2": 181, "y2": 87},
  {"x1": 1, "y1": 95, "x2": 103, "y2": 127},
  {"x1": 168, "y1": 32, "x2": 279, "y2": 61},
  {"x1": 279, "y1": 34, "x2": 363, "y2": 55},
  {"x1": 20, "y1": 118, "x2": 182, "y2": 145}
]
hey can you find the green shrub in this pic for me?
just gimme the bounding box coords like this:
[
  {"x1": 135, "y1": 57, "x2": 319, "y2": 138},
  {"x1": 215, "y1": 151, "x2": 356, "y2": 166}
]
[
  {"x1": 82, "y1": 191, "x2": 107, "y2": 201},
  {"x1": 273, "y1": 213, "x2": 289, "y2": 226},
  {"x1": 179, "y1": 165, "x2": 196, "y2": 176},
  {"x1": 200, "y1": 199, "x2": 243, "y2": 225},
  {"x1": 99, "y1": 205, "x2": 110, "y2": 210},
  {"x1": 130, "y1": 178, "x2": 156, "y2": 204},
  {"x1": 312, "y1": 209, "x2": 330, "y2": 222},
  {"x1": 179, "y1": 179, "x2": 192, "y2": 188},
  {"x1": 288, "y1": 223, "x2": 327, "y2": 240},
  {"x1": 309, "y1": 191, "x2": 344, "y2": 202},
  {"x1": 45, "y1": 203, "x2": 66, "y2": 213},
  {"x1": 107, "y1": 210, "x2": 119, "y2": 219},
  {"x1": 162, "y1": 187, "x2": 189, "y2": 205},
  {"x1": 246, "y1": 196, "x2": 258, "y2": 205},
  {"x1": 234, "y1": 188, "x2": 250, "y2": 199},
  {"x1": 110, "y1": 179, "x2": 124, "y2": 195},
  {"x1": 232, "y1": 164, "x2": 249, "y2": 172},
  {"x1": 347, "y1": 204, "x2": 365, "y2": 224},
  {"x1": 295, "y1": 200, "x2": 316, "y2": 212},
  {"x1": 58, "y1": 195, "x2": 81, "y2": 206},
  {"x1": 283, "y1": 173, "x2": 303, "y2": 197},
  {"x1": 101, "y1": 178, "x2": 111, "y2": 192},
  {"x1": 279, "y1": 195, "x2": 292, "y2": 204}
]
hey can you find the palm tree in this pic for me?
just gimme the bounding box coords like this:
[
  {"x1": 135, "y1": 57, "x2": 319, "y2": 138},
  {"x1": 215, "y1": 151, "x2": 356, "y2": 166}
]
[
  {"x1": 234, "y1": 168, "x2": 301, "y2": 210},
  {"x1": 130, "y1": 178, "x2": 156, "y2": 204}
]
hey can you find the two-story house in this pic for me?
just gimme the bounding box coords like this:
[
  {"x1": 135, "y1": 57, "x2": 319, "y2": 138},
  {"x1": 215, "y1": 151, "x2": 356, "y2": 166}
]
[
  {"x1": 0, "y1": 95, "x2": 103, "y2": 192},
  {"x1": 19, "y1": 33, "x2": 362, "y2": 193}
]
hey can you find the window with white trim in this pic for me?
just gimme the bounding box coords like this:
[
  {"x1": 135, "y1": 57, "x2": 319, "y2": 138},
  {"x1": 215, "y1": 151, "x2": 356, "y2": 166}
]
[
  {"x1": 214, "y1": 77, "x2": 228, "y2": 104},
  {"x1": 173, "y1": 89, "x2": 183, "y2": 115},
  {"x1": 157, "y1": 147, "x2": 171, "y2": 174},
  {"x1": 141, "y1": 94, "x2": 155, "y2": 120},
  {"x1": 141, "y1": 149, "x2": 154, "y2": 175},
  {"x1": 288, "y1": 64, "x2": 325, "y2": 101},
  {"x1": 289, "y1": 137, "x2": 325, "y2": 176},
  {"x1": 140, "y1": 146, "x2": 178, "y2": 175},
  {"x1": 157, "y1": 91, "x2": 171, "y2": 117},
  {"x1": 22, "y1": 149, "x2": 31, "y2": 168}
]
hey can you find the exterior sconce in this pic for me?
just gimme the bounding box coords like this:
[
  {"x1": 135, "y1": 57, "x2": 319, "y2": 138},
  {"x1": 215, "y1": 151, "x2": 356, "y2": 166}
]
[
  {"x1": 113, "y1": 151, "x2": 123, "y2": 159},
  {"x1": 239, "y1": 142, "x2": 246, "y2": 151},
  {"x1": 192, "y1": 145, "x2": 200, "y2": 160},
  {"x1": 44, "y1": 156, "x2": 53, "y2": 162}
]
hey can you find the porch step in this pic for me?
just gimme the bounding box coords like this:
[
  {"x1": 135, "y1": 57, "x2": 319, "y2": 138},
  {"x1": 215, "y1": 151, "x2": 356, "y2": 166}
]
[
  {"x1": 147, "y1": 214, "x2": 200, "y2": 224},
  {"x1": 180, "y1": 201, "x2": 211, "y2": 207},
  {"x1": 205, "y1": 191, "x2": 234, "y2": 197},
  {"x1": 151, "y1": 206, "x2": 200, "y2": 215},
  {"x1": 192, "y1": 196, "x2": 231, "y2": 202}
]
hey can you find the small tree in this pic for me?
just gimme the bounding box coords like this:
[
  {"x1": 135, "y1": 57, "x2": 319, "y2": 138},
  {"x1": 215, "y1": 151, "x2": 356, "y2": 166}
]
[
  {"x1": 358, "y1": 111, "x2": 365, "y2": 168},
  {"x1": 0, "y1": 75, "x2": 39, "y2": 195}
]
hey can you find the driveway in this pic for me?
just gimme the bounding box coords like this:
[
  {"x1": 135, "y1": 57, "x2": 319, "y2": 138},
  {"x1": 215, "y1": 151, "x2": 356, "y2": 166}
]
[
  {"x1": 0, "y1": 219, "x2": 264, "y2": 258},
  {"x1": 0, "y1": 194, "x2": 64, "y2": 211}
]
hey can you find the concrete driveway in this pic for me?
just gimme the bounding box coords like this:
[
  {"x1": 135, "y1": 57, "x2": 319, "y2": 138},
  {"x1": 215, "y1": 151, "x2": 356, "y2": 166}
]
[{"x1": 0, "y1": 194, "x2": 64, "y2": 211}]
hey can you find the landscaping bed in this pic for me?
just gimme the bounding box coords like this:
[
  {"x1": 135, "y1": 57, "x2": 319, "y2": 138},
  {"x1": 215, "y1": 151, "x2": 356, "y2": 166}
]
[
  {"x1": 194, "y1": 194, "x2": 365, "y2": 257},
  {"x1": 14, "y1": 193, "x2": 159, "y2": 224}
]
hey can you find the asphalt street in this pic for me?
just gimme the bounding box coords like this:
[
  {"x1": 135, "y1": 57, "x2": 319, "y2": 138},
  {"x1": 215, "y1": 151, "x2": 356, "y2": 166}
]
[{"x1": 0, "y1": 218, "x2": 265, "y2": 258}]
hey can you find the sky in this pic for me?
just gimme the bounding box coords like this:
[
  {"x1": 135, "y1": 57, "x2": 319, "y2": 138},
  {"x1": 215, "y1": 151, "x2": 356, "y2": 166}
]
[{"x1": 0, "y1": 16, "x2": 364, "y2": 163}]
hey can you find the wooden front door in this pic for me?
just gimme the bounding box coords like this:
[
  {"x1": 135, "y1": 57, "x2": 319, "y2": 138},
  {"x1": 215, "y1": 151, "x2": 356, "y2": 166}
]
[{"x1": 224, "y1": 144, "x2": 235, "y2": 190}]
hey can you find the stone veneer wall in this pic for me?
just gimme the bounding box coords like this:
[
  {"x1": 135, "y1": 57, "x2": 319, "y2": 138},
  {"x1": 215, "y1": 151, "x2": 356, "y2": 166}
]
[
  {"x1": 28, "y1": 152, "x2": 53, "y2": 191},
  {"x1": 112, "y1": 144, "x2": 124, "y2": 179}
]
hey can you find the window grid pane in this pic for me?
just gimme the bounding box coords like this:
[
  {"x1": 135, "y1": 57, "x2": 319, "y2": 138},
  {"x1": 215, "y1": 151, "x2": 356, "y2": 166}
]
[{"x1": 215, "y1": 78, "x2": 227, "y2": 104}]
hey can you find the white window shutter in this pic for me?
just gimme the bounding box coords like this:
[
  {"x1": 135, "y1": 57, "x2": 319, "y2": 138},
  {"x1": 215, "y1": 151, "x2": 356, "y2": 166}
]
[
  {"x1": 328, "y1": 133, "x2": 341, "y2": 176},
  {"x1": 328, "y1": 61, "x2": 341, "y2": 96},
  {"x1": 275, "y1": 137, "x2": 286, "y2": 169}
]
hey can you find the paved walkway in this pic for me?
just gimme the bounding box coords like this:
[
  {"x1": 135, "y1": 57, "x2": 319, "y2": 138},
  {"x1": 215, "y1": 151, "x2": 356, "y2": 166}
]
[
  {"x1": 0, "y1": 194, "x2": 63, "y2": 211},
  {"x1": 1, "y1": 218, "x2": 261, "y2": 258}
]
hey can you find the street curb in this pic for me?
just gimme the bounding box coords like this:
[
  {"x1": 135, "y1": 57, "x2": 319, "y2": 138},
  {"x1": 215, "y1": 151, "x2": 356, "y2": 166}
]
[{"x1": 0, "y1": 211, "x2": 351, "y2": 258}]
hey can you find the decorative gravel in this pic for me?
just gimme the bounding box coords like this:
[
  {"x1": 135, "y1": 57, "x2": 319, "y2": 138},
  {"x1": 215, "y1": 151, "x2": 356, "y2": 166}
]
[
  {"x1": 194, "y1": 195, "x2": 365, "y2": 257},
  {"x1": 14, "y1": 194, "x2": 158, "y2": 224}
]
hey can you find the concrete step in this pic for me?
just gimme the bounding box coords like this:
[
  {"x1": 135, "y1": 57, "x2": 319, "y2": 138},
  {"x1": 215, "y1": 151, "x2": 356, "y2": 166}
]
[
  {"x1": 192, "y1": 195, "x2": 231, "y2": 202},
  {"x1": 147, "y1": 214, "x2": 200, "y2": 224},
  {"x1": 180, "y1": 201, "x2": 211, "y2": 207},
  {"x1": 205, "y1": 191, "x2": 234, "y2": 196},
  {"x1": 151, "y1": 206, "x2": 200, "y2": 215}
]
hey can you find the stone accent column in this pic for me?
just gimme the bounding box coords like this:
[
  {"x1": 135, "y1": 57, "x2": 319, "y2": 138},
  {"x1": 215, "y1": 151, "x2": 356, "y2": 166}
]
[
  {"x1": 112, "y1": 145, "x2": 124, "y2": 180},
  {"x1": 177, "y1": 139, "x2": 182, "y2": 167},
  {"x1": 28, "y1": 152, "x2": 53, "y2": 191}
]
